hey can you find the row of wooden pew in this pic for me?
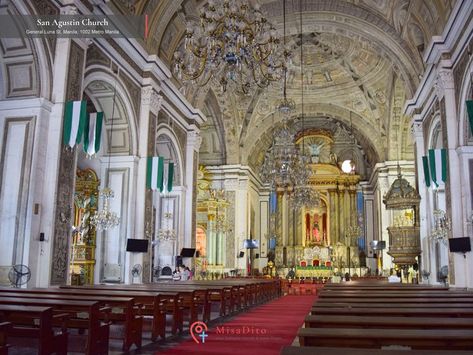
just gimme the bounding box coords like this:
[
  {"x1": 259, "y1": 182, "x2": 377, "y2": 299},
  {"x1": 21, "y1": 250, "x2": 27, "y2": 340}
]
[
  {"x1": 282, "y1": 281, "x2": 473, "y2": 354},
  {"x1": 0, "y1": 278, "x2": 280, "y2": 354}
]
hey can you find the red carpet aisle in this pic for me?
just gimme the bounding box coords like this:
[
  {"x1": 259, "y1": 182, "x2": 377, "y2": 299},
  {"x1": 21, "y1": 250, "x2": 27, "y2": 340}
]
[{"x1": 157, "y1": 295, "x2": 316, "y2": 355}]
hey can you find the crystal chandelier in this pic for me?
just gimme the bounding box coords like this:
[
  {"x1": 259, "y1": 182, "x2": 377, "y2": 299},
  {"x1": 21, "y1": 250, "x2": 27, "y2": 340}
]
[
  {"x1": 260, "y1": 0, "x2": 304, "y2": 192},
  {"x1": 286, "y1": 4, "x2": 317, "y2": 206},
  {"x1": 90, "y1": 187, "x2": 120, "y2": 230},
  {"x1": 260, "y1": 119, "x2": 304, "y2": 192},
  {"x1": 173, "y1": 0, "x2": 290, "y2": 94},
  {"x1": 429, "y1": 209, "x2": 451, "y2": 244}
]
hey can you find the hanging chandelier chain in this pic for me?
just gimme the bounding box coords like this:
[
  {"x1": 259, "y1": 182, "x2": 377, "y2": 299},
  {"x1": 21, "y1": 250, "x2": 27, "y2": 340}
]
[
  {"x1": 283, "y1": 0, "x2": 287, "y2": 100},
  {"x1": 90, "y1": 74, "x2": 120, "y2": 231},
  {"x1": 108, "y1": 71, "x2": 118, "y2": 172},
  {"x1": 299, "y1": 0, "x2": 304, "y2": 154}
]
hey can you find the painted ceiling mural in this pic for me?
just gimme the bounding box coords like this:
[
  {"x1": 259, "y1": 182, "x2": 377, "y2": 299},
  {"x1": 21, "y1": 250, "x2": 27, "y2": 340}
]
[{"x1": 112, "y1": 0, "x2": 456, "y2": 173}]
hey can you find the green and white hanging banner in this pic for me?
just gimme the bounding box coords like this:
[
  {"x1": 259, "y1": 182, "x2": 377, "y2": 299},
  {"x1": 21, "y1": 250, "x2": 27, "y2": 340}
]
[
  {"x1": 83, "y1": 112, "x2": 103, "y2": 156},
  {"x1": 166, "y1": 161, "x2": 174, "y2": 192},
  {"x1": 422, "y1": 155, "x2": 431, "y2": 188},
  {"x1": 63, "y1": 100, "x2": 86, "y2": 148},
  {"x1": 428, "y1": 148, "x2": 448, "y2": 187},
  {"x1": 146, "y1": 156, "x2": 164, "y2": 191}
]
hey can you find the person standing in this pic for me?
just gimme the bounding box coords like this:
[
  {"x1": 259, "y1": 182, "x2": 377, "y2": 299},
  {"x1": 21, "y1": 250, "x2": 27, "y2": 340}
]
[{"x1": 181, "y1": 266, "x2": 190, "y2": 281}]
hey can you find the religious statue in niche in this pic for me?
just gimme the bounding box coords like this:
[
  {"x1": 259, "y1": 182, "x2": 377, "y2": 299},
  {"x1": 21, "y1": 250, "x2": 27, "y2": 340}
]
[
  {"x1": 309, "y1": 142, "x2": 326, "y2": 163},
  {"x1": 305, "y1": 202, "x2": 328, "y2": 246},
  {"x1": 301, "y1": 134, "x2": 334, "y2": 164}
]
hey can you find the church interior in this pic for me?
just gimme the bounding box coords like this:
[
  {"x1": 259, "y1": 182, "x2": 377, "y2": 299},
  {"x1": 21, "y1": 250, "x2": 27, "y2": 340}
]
[{"x1": 0, "y1": 0, "x2": 473, "y2": 353}]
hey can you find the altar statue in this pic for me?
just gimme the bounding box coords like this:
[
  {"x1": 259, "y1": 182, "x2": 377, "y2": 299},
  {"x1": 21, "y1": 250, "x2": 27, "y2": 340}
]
[
  {"x1": 312, "y1": 214, "x2": 321, "y2": 242},
  {"x1": 309, "y1": 142, "x2": 326, "y2": 163}
]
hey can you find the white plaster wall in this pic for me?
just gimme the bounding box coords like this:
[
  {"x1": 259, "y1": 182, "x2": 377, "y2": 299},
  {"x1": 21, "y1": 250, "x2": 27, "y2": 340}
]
[
  {"x1": 0, "y1": 98, "x2": 54, "y2": 287},
  {"x1": 95, "y1": 156, "x2": 137, "y2": 284}
]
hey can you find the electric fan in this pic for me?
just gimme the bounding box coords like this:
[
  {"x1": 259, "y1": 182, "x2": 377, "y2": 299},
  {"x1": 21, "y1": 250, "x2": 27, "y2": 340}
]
[
  {"x1": 439, "y1": 265, "x2": 449, "y2": 286},
  {"x1": 8, "y1": 264, "x2": 31, "y2": 287},
  {"x1": 131, "y1": 264, "x2": 142, "y2": 283}
]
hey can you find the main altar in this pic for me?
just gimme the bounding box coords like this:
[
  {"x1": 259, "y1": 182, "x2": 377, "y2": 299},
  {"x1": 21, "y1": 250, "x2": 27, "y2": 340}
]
[{"x1": 272, "y1": 129, "x2": 363, "y2": 273}]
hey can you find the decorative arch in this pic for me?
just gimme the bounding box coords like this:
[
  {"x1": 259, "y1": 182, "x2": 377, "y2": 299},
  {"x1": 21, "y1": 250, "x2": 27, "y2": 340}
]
[
  {"x1": 427, "y1": 114, "x2": 443, "y2": 150},
  {"x1": 82, "y1": 71, "x2": 138, "y2": 156},
  {"x1": 0, "y1": 0, "x2": 53, "y2": 100},
  {"x1": 457, "y1": 57, "x2": 473, "y2": 147},
  {"x1": 155, "y1": 124, "x2": 184, "y2": 187}
]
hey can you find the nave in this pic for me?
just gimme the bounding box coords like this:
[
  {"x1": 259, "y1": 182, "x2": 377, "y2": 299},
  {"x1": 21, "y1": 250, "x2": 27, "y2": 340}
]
[
  {"x1": 2, "y1": 279, "x2": 473, "y2": 354},
  {"x1": 1, "y1": 0, "x2": 473, "y2": 353}
]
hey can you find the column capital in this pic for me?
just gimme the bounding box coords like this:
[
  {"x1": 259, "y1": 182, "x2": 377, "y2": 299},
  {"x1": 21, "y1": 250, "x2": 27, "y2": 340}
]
[
  {"x1": 411, "y1": 121, "x2": 423, "y2": 137},
  {"x1": 187, "y1": 130, "x2": 202, "y2": 152},
  {"x1": 60, "y1": 5, "x2": 78, "y2": 15},
  {"x1": 141, "y1": 86, "x2": 163, "y2": 114},
  {"x1": 435, "y1": 68, "x2": 455, "y2": 97}
]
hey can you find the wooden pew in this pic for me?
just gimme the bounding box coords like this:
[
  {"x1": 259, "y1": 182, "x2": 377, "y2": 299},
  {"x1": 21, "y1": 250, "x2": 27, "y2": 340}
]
[
  {"x1": 305, "y1": 315, "x2": 473, "y2": 329},
  {"x1": 316, "y1": 297, "x2": 473, "y2": 304},
  {"x1": 124, "y1": 284, "x2": 211, "y2": 322},
  {"x1": 312, "y1": 302, "x2": 473, "y2": 309},
  {"x1": 159, "y1": 282, "x2": 238, "y2": 315},
  {"x1": 0, "y1": 322, "x2": 10, "y2": 355},
  {"x1": 77, "y1": 283, "x2": 211, "y2": 324},
  {"x1": 318, "y1": 291, "x2": 473, "y2": 299},
  {"x1": 20, "y1": 287, "x2": 167, "y2": 341},
  {"x1": 297, "y1": 327, "x2": 473, "y2": 349},
  {"x1": 0, "y1": 297, "x2": 109, "y2": 354},
  {"x1": 0, "y1": 305, "x2": 68, "y2": 355},
  {"x1": 59, "y1": 285, "x2": 183, "y2": 335},
  {"x1": 323, "y1": 283, "x2": 449, "y2": 291},
  {"x1": 309, "y1": 306, "x2": 473, "y2": 318},
  {"x1": 281, "y1": 346, "x2": 473, "y2": 355},
  {"x1": 0, "y1": 290, "x2": 141, "y2": 350}
]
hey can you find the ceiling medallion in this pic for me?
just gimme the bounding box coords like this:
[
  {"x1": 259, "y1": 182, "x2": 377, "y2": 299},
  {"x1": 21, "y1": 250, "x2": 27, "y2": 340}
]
[{"x1": 173, "y1": 0, "x2": 290, "y2": 95}]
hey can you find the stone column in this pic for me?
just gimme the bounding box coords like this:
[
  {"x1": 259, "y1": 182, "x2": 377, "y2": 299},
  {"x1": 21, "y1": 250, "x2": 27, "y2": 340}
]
[
  {"x1": 329, "y1": 190, "x2": 338, "y2": 244},
  {"x1": 412, "y1": 120, "x2": 432, "y2": 277},
  {"x1": 436, "y1": 65, "x2": 460, "y2": 285},
  {"x1": 134, "y1": 87, "x2": 162, "y2": 282},
  {"x1": 207, "y1": 211, "x2": 216, "y2": 265},
  {"x1": 49, "y1": 7, "x2": 87, "y2": 285},
  {"x1": 282, "y1": 193, "x2": 288, "y2": 247},
  {"x1": 338, "y1": 185, "x2": 344, "y2": 244},
  {"x1": 184, "y1": 131, "x2": 201, "y2": 249}
]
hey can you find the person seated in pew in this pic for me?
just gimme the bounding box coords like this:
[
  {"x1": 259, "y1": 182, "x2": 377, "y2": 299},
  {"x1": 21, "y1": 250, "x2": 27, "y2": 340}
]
[{"x1": 388, "y1": 269, "x2": 401, "y2": 283}]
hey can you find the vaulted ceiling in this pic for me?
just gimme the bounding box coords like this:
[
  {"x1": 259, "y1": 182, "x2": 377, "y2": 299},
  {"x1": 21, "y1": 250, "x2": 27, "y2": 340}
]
[{"x1": 112, "y1": 0, "x2": 456, "y2": 176}]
